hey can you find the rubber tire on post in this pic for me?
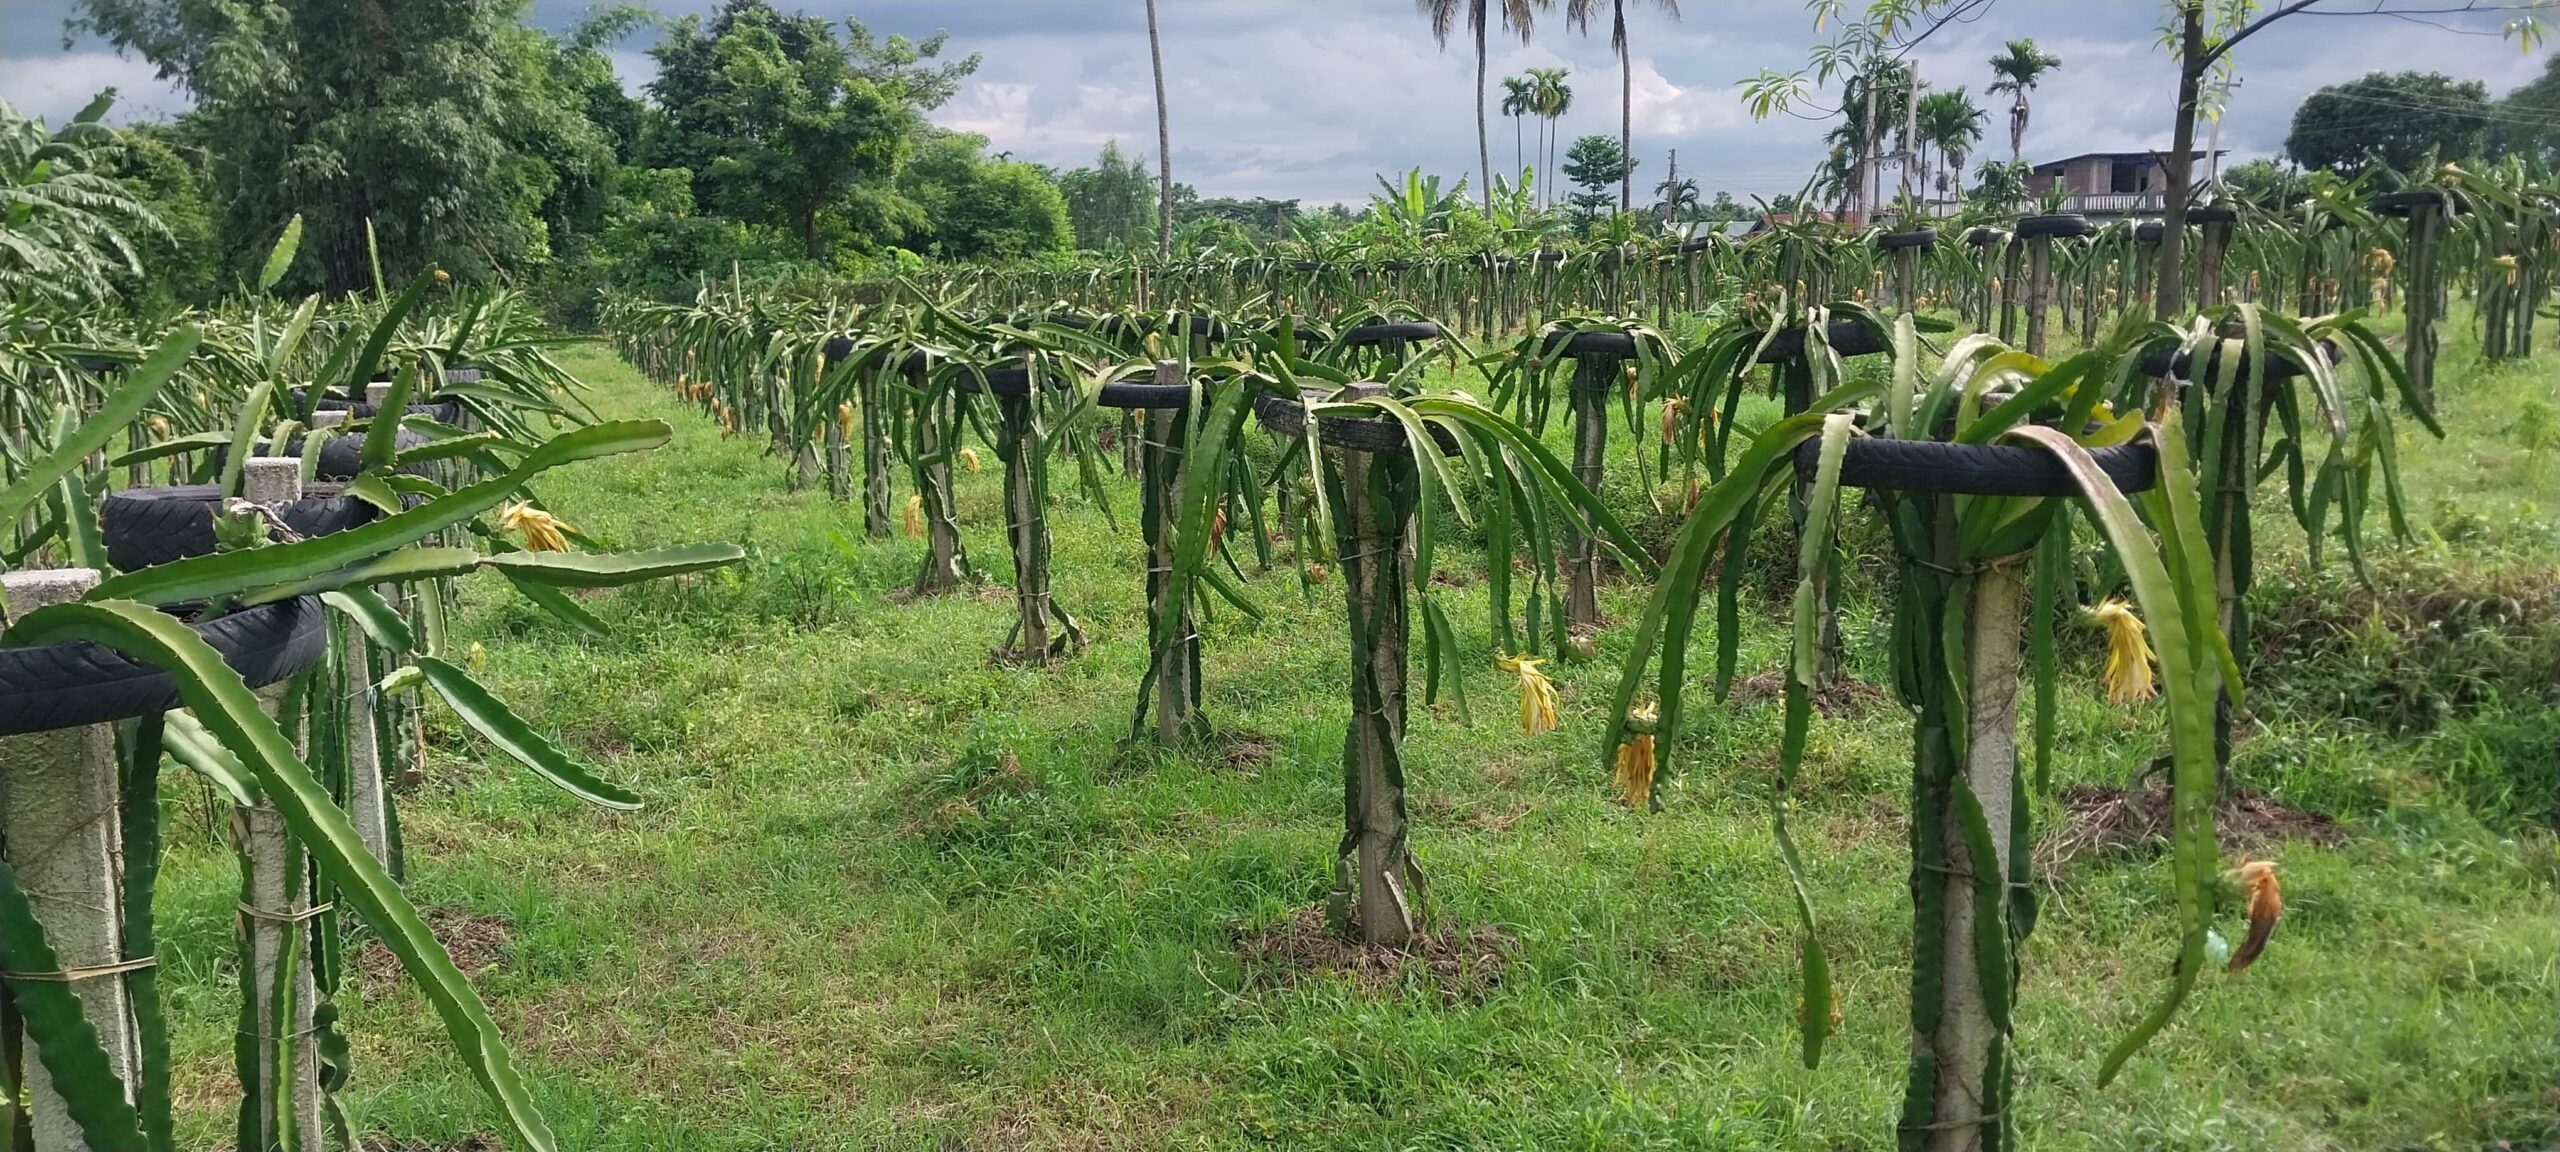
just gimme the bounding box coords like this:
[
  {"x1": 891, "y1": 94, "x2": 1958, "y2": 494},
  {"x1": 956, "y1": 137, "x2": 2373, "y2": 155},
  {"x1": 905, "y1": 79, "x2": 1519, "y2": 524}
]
[
  {"x1": 2134, "y1": 220, "x2": 2165, "y2": 244},
  {"x1": 2371, "y1": 188, "x2": 2462, "y2": 218},
  {"x1": 1252, "y1": 390, "x2": 1461, "y2": 457},
  {"x1": 1292, "y1": 260, "x2": 1325, "y2": 273},
  {"x1": 1754, "y1": 318, "x2": 1891, "y2": 364},
  {"x1": 99, "y1": 483, "x2": 378, "y2": 572},
  {"x1": 0, "y1": 596, "x2": 329, "y2": 736},
  {"x1": 1338, "y1": 321, "x2": 1441, "y2": 349},
  {"x1": 212, "y1": 429, "x2": 436, "y2": 481},
  {"x1": 2137, "y1": 338, "x2": 2331, "y2": 384},
  {"x1": 2186, "y1": 204, "x2": 2238, "y2": 226},
  {"x1": 1164, "y1": 314, "x2": 1227, "y2": 340},
  {"x1": 1877, "y1": 227, "x2": 1938, "y2": 252},
  {"x1": 1538, "y1": 329, "x2": 1639, "y2": 360},
  {"x1": 822, "y1": 336, "x2": 855, "y2": 361},
  {"x1": 1679, "y1": 235, "x2": 1718, "y2": 254},
  {"x1": 1533, "y1": 249, "x2": 1567, "y2": 264},
  {"x1": 286, "y1": 388, "x2": 465, "y2": 425},
  {"x1": 1267, "y1": 325, "x2": 1332, "y2": 347},
  {"x1": 1794, "y1": 434, "x2": 2158, "y2": 497},
  {"x1": 1096, "y1": 377, "x2": 1197, "y2": 410},
  {"x1": 2015, "y1": 213, "x2": 2094, "y2": 240},
  {"x1": 1964, "y1": 227, "x2": 2008, "y2": 248}
]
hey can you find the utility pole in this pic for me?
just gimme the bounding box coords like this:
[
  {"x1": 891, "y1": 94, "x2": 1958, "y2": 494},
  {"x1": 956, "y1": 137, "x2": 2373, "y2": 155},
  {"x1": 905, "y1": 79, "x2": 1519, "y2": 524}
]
[{"x1": 1666, "y1": 148, "x2": 1678, "y2": 224}]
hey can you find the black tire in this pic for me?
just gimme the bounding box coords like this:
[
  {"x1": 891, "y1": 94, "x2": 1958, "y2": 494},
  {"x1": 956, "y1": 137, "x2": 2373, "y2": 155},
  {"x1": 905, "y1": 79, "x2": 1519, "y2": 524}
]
[
  {"x1": 1252, "y1": 390, "x2": 1461, "y2": 456},
  {"x1": 960, "y1": 366, "x2": 1054, "y2": 396},
  {"x1": 2016, "y1": 213, "x2": 2094, "y2": 240},
  {"x1": 0, "y1": 596, "x2": 329, "y2": 736},
  {"x1": 1877, "y1": 227, "x2": 1938, "y2": 252},
  {"x1": 2137, "y1": 338, "x2": 2331, "y2": 384},
  {"x1": 2371, "y1": 188, "x2": 2462, "y2": 218},
  {"x1": 100, "y1": 483, "x2": 378, "y2": 572},
  {"x1": 1533, "y1": 249, "x2": 1567, "y2": 264},
  {"x1": 286, "y1": 388, "x2": 465, "y2": 425},
  {"x1": 1538, "y1": 329, "x2": 1639, "y2": 360},
  {"x1": 2134, "y1": 220, "x2": 2166, "y2": 244},
  {"x1": 1338, "y1": 321, "x2": 1441, "y2": 349},
  {"x1": 213, "y1": 429, "x2": 436, "y2": 480},
  {"x1": 1164, "y1": 314, "x2": 1228, "y2": 340},
  {"x1": 1964, "y1": 227, "x2": 2007, "y2": 248},
  {"x1": 1374, "y1": 261, "x2": 1411, "y2": 274},
  {"x1": 1795, "y1": 434, "x2": 2158, "y2": 497},
  {"x1": 1292, "y1": 260, "x2": 1325, "y2": 273},
  {"x1": 1096, "y1": 378, "x2": 1197, "y2": 410},
  {"x1": 1679, "y1": 235, "x2": 1718, "y2": 254},
  {"x1": 822, "y1": 336, "x2": 855, "y2": 361},
  {"x1": 1755, "y1": 318, "x2": 1891, "y2": 364},
  {"x1": 2186, "y1": 204, "x2": 2239, "y2": 226}
]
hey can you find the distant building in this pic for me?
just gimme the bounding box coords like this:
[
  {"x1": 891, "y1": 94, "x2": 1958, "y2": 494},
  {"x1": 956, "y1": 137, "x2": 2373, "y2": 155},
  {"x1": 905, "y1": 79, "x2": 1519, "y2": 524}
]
[{"x1": 2025, "y1": 150, "x2": 2223, "y2": 217}]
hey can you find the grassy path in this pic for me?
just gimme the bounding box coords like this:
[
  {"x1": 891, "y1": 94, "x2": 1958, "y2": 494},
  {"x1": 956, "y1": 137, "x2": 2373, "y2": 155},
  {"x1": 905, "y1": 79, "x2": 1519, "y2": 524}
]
[{"x1": 149, "y1": 340, "x2": 2557, "y2": 1150}]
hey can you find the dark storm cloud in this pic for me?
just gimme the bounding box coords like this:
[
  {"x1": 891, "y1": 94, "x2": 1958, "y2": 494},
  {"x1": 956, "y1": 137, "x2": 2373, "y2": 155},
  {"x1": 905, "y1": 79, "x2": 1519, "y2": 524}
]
[{"x1": 4, "y1": 1, "x2": 2540, "y2": 205}]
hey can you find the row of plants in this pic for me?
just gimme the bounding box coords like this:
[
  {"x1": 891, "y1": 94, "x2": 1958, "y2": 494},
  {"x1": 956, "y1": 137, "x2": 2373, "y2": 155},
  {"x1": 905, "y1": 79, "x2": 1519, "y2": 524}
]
[
  {"x1": 0, "y1": 227, "x2": 742, "y2": 1151},
  {"x1": 606, "y1": 236, "x2": 2454, "y2": 1143}
]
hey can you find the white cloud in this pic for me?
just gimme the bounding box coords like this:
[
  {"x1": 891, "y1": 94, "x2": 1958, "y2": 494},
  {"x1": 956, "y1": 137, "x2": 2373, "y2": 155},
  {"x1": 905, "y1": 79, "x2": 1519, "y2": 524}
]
[{"x1": 2, "y1": 52, "x2": 188, "y2": 125}]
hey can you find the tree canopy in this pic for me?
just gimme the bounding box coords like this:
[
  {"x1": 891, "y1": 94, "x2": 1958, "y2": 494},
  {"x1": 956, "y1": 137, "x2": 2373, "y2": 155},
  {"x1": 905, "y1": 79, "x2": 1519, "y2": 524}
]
[{"x1": 2285, "y1": 71, "x2": 2490, "y2": 176}]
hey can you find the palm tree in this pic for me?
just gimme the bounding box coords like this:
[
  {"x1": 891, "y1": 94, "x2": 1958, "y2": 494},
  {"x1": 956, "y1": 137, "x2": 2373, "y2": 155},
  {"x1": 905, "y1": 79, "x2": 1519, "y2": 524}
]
[
  {"x1": 1146, "y1": 0, "x2": 1172, "y2": 260},
  {"x1": 1420, "y1": 1, "x2": 1544, "y2": 216},
  {"x1": 1654, "y1": 172, "x2": 1699, "y2": 222},
  {"x1": 1985, "y1": 38, "x2": 2061, "y2": 166},
  {"x1": 1501, "y1": 74, "x2": 1536, "y2": 196},
  {"x1": 1566, "y1": 0, "x2": 1680, "y2": 215},
  {"x1": 1529, "y1": 66, "x2": 1573, "y2": 211},
  {"x1": 1917, "y1": 88, "x2": 1987, "y2": 211}
]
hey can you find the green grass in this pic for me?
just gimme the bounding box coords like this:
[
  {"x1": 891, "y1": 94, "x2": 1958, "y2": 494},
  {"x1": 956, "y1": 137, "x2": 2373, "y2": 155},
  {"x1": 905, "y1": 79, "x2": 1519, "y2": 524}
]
[{"x1": 148, "y1": 326, "x2": 2558, "y2": 1150}]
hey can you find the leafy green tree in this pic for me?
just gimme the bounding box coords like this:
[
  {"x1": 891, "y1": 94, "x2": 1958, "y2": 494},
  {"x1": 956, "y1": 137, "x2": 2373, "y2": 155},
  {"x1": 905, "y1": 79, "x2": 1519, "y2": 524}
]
[
  {"x1": 1057, "y1": 140, "x2": 1156, "y2": 253},
  {"x1": 897, "y1": 130, "x2": 1072, "y2": 260},
  {"x1": 108, "y1": 121, "x2": 218, "y2": 307},
  {"x1": 2490, "y1": 54, "x2": 2560, "y2": 165},
  {"x1": 75, "y1": 0, "x2": 613, "y2": 292},
  {"x1": 644, "y1": 3, "x2": 915, "y2": 261},
  {"x1": 2285, "y1": 71, "x2": 2489, "y2": 175},
  {"x1": 2218, "y1": 157, "x2": 2305, "y2": 209},
  {"x1": 844, "y1": 18, "x2": 981, "y2": 110},
  {"x1": 1561, "y1": 134, "x2": 1632, "y2": 192}
]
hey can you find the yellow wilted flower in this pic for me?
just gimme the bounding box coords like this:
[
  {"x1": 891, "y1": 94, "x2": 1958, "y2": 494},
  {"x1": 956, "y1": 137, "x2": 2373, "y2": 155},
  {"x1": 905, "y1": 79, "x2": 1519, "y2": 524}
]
[
  {"x1": 1614, "y1": 702, "x2": 1658, "y2": 809},
  {"x1": 468, "y1": 642, "x2": 487, "y2": 672},
  {"x1": 837, "y1": 402, "x2": 855, "y2": 440},
  {"x1": 2367, "y1": 246, "x2": 2395, "y2": 276},
  {"x1": 2087, "y1": 598, "x2": 2156, "y2": 703},
  {"x1": 902, "y1": 494, "x2": 925, "y2": 538},
  {"x1": 1660, "y1": 397, "x2": 1687, "y2": 444},
  {"x1": 959, "y1": 445, "x2": 983, "y2": 473},
  {"x1": 2226, "y1": 860, "x2": 2283, "y2": 975},
  {"x1": 2496, "y1": 253, "x2": 2520, "y2": 285},
  {"x1": 149, "y1": 415, "x2": 171, "y2": 439},
  {"x1": 1497, "y1": 653, "x2": 1559, "y2": 736},
  {"x1": 497, "y1": 501, "x2": 571, "y2": 552}
]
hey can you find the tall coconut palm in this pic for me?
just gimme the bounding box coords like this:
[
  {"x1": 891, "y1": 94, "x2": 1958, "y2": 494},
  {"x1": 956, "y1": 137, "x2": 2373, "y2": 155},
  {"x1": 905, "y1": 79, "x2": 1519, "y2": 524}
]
[
  {"x1": 1501, "y1": 73, "x2": 1536, "y2": 197},
  {"x1": 1917, "y1": 88, "x2": 1987, "y2": 211},
  {"x1": 1420, "y1": 1, "x2": 1545, "y2": 216},
  {"x1": 1566, "y1": 0, "x2": 1680, "y2": 215},
  {"x1": 1985, "y1": 38, "x2": 2061, "y2": 165},
  {"x1": 1529, "y1": 66, "x2": 1574, "y2": 211},
  {"x1": 1147, "y1": 0, "x2": 1172, "y2": 260}
]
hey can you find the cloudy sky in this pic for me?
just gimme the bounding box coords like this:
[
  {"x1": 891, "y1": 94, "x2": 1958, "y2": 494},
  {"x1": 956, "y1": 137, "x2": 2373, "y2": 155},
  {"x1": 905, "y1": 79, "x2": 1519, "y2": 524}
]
[{"x1": 3, "y1": 1, "x2": 2543, "y2": 205}]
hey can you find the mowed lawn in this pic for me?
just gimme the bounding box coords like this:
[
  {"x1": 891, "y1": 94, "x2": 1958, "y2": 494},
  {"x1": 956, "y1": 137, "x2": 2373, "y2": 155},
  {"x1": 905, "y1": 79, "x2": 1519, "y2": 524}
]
[{"x1": 148, "y1": 330, "x2": 2557, "y2": 1151}]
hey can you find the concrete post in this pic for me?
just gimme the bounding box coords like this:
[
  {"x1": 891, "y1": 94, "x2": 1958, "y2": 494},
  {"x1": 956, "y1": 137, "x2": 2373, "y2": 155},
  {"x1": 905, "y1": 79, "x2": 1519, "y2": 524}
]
[
  {"x1": 236, "y1": 460, "x2": 324, "y2": 1152},
  {"x1": 0, "y1": 568, "x2": 141, "y2": 1152}
]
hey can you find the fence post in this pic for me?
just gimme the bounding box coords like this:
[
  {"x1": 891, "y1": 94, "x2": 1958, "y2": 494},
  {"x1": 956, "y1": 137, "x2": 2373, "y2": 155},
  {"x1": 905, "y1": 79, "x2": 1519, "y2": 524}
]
[
  {"x1": 0, "y1": 567, "x2": 143, "y2": 1152},
  {"x1": 235, "y1": 458, "x2": 325, "y2": 1152}
]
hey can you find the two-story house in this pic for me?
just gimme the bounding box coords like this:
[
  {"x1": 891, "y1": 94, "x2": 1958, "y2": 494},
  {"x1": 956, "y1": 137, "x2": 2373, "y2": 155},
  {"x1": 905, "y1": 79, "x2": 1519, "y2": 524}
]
[{"x1": 2024, "y1": 150, "x2": 2223, "y2": 217}]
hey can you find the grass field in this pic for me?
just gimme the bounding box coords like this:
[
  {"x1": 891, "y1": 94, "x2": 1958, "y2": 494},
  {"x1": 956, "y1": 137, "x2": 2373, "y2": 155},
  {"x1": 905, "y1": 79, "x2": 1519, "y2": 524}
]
[{"x1": 148, "y1": 327, "x2": 2557, "y2": 1150}]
